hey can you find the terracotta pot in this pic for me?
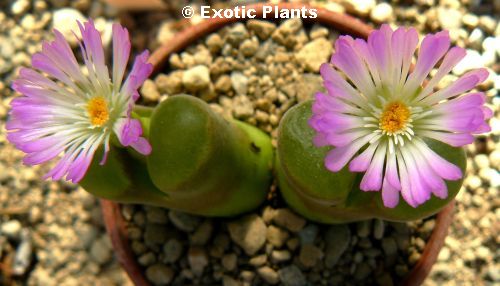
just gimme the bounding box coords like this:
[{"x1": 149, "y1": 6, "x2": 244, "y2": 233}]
[{"x1": 100, "y1": 3, "x2": 455, "y2": 286}]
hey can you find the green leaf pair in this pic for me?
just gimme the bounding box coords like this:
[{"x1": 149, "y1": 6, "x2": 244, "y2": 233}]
[
  {"x1": 81, "y1": 95, "x2": 273, "y2": 216},
  {"x1": 276, "y1": 101, "x2": 466, "y2": 223}
]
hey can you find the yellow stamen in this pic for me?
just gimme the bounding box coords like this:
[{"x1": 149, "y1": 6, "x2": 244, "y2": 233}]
[
  {"x1": 87, "y1": 96, "x2": 109, "y2": 126},
  {"x1": 379, "y1": 101, "x2": 410, "y2": 133}
]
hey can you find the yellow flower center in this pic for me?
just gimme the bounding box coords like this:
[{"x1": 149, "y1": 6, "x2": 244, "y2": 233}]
[
  {"x1": 379, "y1": 101, "x2": 410, "y2": 133},
  {"x1": 87, "y1": 96, "x2": 109, "y2": 126}
]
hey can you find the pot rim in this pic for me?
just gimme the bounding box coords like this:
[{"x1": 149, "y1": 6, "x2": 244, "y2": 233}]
[{"x1": 101, "y1": 3, "x2": 454, "y2": 286}]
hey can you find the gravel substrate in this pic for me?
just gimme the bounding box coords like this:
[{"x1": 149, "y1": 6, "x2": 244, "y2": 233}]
[{"x1": 0, "y1": 0, "x2": 498, "y2": 285}]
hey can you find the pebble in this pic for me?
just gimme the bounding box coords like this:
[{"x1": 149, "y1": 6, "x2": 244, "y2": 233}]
[
  {"x1": 462, "y1": 13, "x2": 479, "y2": 28},
  {"x1": 222, "y1": 253, "x2": 237, "y2": 271},
  {"x1": 145, "y1": 264, "x2": 174, "y2": 285},
  {"x1": 271, "y1": 249, "x2": 292, "y2": 263},
  {"x1": 144, "y1": 223, "x2": 167, "y2": 245},
  {"x1": 188, "y1": 247, "x2": 209, "y2": 277},
  {"x1": 228, "y1": 214, "x2": 267, "y2": 255},
  {"x1": 239, "y1": 38, "x2": 259, "y2": 57},
  {"x1": 370, "y1": 3, "x2": 393, "y2": 23},
  {"x1": 182, "y1": 65, "x2": 211, "y2": 92},
  {"x1": 298, "y1": 224, "x2": 318, "y2": 245},
  {"x1": 12, "y1": 229, "x2": 32, "y2": 276},
  {"x1": 90, "y1": 236, "x2": 112, "y2": 265},
  {"x1": 247, "y1": 20, "x2": 276, "y2": 40},
  {"x1": 249, "y1": 254, "x2": 267, "y2": 267},
  {"x1": 232, "y1": 95, "x2": 254, "y2": 118},
  {"x1": 437, "y1": 7, "x2": 463, "y2": 30},
  {"x1": 206, "y1": 34, "x2": 224, "y2": 54},
  {"x1": 11, "y1": 0, "x2": 31, "y2": 15},
  {"x1": 278, "y1": 265, "x2": 306, "y2": 286},
  {"x1": 373, "y1": 219, "x2": 385, "y2": 240},
  {"x1": 295, "y1": 37, "x2": 333, "y2": 73},
  {"x1": 52, "y1": 8, "x2": 87, "y2": 46},
  {"x1": 1, "y1": 220, "x2": 22, "y2": 239},
  {"x1": 257, "y1": 266, "x2": 280, "y2": 284},
  {"x1": 162, "y1": 239, "x2": 183, "y2": 263},
  {"x1": 190, "y1": 220, "x2": 213, "y2": 246},
  {"x1": 324, "y1": 225, "x2": 351, "y2": 267},
  {"x1": 266, "y1": 225, "x2": 289, "y2": 248},
  {"x1": 299, "y1": 244, "x2": 323, "y2": 268},
  {"x1": 140, "y1": 79, "x2": 161, "y2": 102},
  {"x1": 227, "y1": 23, "x2": 249, "y2": 45},
  {"x1": 230, "y1": 72, "x2": 248, "y2": 95},
  {"x1": 168, "y1": 211, "x2": 201, "y2": 232},
  {"x1": 272, "y1": 209, "x2": 306, "y2": 233}
]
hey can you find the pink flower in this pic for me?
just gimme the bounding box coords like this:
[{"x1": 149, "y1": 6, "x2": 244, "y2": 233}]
[
  {"x1": 7, "y1": 20, "x2": 153, "y2": 183},
  {"x1": 310, "y1": 25, "x2": 491, "y2": 208}
]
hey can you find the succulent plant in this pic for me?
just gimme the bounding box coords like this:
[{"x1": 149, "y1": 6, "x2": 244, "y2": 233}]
[
  {"x1": 276, "y1": 100, "x2": 466, "y2": 223},
  {"x1": 81, "y1": 95, "x2": 273, "y2": 216}
]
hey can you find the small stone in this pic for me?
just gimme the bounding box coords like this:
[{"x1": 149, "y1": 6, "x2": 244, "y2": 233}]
[
  {"x1": 271, "y1": 250, "x2": 291, "y2": 263},
  {"x1": 276, "y1": 18, "x2": 302, "y2": 35},
  {"x1": 478, "y1": 16, "x2": 497, "y2": 34},
  {"x1": 182, "y1": 65, "x2": 211, "y2": 92},
  {"x1": 168, "y1": 211, "x2": 201, "y2": 232},
  {"x1": 344, "y1": 0, "x2": 376, "y2": 16},
  {"x1": 324, "y1": 225, "x2": 351, "y2": 267},
  {"x1": 206, "y1": 34, "x2": 224, "y2": 54},
  {"x1": 266, "y1": 225, "x2": 289, "y2": 248},
  {"x1": 299, "y1": 244, "x2": 323, "y2": 268},
  {"x1": 232, "y1": 95, "x2": 254, "y2": 119},
  {"x1": 437, "y1": 7, "x2": 462, "y2": 30},
  {"x1": 163, "y1": 239, "x2": 183, "y2": 263},
  {"x1": 222, "y1": 253, "x2": 238, "y2": 271},
  {"x1": 52, "y1": 8, "x2": 87, "y2": 46},
  {"x1": 155, "y1": 72, "x2": 183, "y2": 95},
  {"x1": 228, "y1": 214, "x2": 267, "y2": 256},
  {"x1": 227, "y1": 23, "x2": 249, "y2": 45},
  {"x1": 462, "y1": 13, "x2": 479, "y2": 28},
  {"x1": 356, "y1": 220, "x2": 371, "y2": 238},
  {"x1": 257, "y1": 266, "x2": 280, "y2": 284},
  {"x1": 12, "y1": 0, "x2": 30, "y2": 15},
  {"x1": 146, "y1": 207, "x2": 168, "y2": 224},
  {"x1": 1, "y1": 220, "x2": 22, "y2": 239},
  {"x1": 214, "y1": 75, "x2": 232, "y2": 93},
  {"x1": 382, "y1": 237, "x2": 398, "y2": 256},
  {"x1": 373, "y1": 219, "x2": 385, "y2": 240},
  {"x1": 231, "y1": 72, "x2": 248, "y2": 96},
  {"x1": 146, "y1": 264, "x2": 174, "y2": 285},
  {"x1": 296, "y1": 74, "x2": 324, "y2": 102},
  {"x1": 370, "y1": 3, "x2": 393, "y2": 23},
  {"x1": 144, "y1": 224, "x2": 167, "y2": 245},
  {"x1": 295, "y1": 38, "x2": 333, "y2": 72},
  {"x1": 247, "y1": 20, "x2": 276, "y2": 40},
  {"x1": 278, "y1": 265, "x2": 306, "y2": 286},
  {"x1": 298, "y1": 224, "x2": 319, "y2": 245},
  {"x1": 240, "y1": 38, "x2": 259, "y2": 57},
  {"x1": 249, "y1": 254, "x2": 267, "y2": 267},
  {"x1": 90, "y1": 236, "x2": 112, "y2": 265},
  {"x1": 190, "y1": 220, "x2": 213, "y2": 246},
  {"x1": 188, "y1": 247, "x2": 209, "y2": 277},
  {"x1": 272, "y1": 209, "x2": 306, "y2": 232},
  {"x1": 138, "y1": 252, "x2": 156, "y2": 266},
  {"x1": 438, "y1": 246, "x2": 451, "y2": 261}
]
